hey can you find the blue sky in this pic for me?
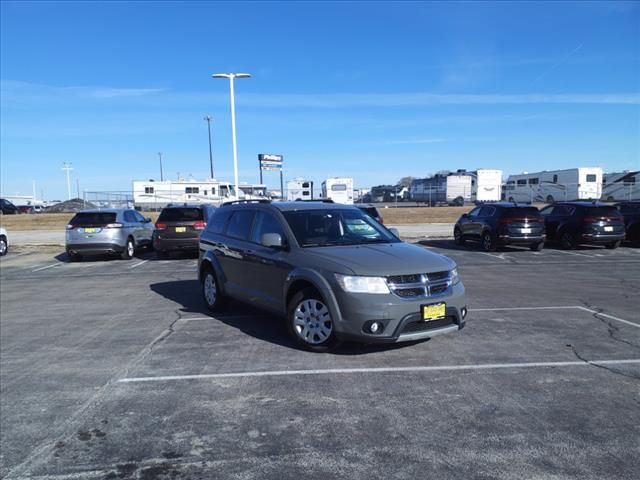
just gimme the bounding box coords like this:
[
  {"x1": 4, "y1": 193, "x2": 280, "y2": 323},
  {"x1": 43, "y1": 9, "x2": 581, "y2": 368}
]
[{"x1": 1, "y1": 0, "x2": 638, "y2": 200}]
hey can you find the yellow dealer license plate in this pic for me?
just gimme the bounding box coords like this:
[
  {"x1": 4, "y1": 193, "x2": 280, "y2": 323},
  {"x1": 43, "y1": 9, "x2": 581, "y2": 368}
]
[
  {"x1": 422, "y1": 302, "x2": 446, "y2": 321},
  {"x1": 84, "y1": 228, "x2": 97, "y2": 233},
  {"x1": 175, "y1": 227, "x2": 186, "y2": 233}
]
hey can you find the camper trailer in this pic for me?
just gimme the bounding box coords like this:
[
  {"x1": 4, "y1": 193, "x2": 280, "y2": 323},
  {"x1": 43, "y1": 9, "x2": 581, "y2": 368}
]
[
  {"x1": 132, "y1": 179, "x2": 237, "y2": 209},
  {"x1": 602, "y1": 171, "x2": 639, "y2": 202},
  {"x1": 286, "y1": 178, "x2": 314, "y2": 201},
  {"x1": 472, "y1": 169, "x2": 503, "y2": 203},
  {"x1": 321, "y1": 177, "x2": 354, "y2": 204},
  {"x1": 504, "y1": 168, "x2": 603, "y2": 203}
]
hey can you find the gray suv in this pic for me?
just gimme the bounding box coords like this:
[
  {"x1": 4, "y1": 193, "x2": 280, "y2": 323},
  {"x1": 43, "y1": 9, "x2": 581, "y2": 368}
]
[
  {"x1": 66, "y1": 209, "x2": 154, "y2": 261},
  {"x1": 199, "y1": 200, "x2": 467, "y2": 352}
]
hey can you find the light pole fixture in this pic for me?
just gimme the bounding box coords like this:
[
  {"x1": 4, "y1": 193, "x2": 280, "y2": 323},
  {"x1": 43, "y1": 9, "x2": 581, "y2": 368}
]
[
  {"x1": 211, "y1": 72, "x2": 251, "y2": 199},
  {"x1": 62, "y1": 162, "x2": 73, "y2": 200},
  {"x1": 204, "y1": 115, "x2": 214, "y2": 179},
  {"x1": 158, "y1": 152, "x2": 164, "y2": 181}
]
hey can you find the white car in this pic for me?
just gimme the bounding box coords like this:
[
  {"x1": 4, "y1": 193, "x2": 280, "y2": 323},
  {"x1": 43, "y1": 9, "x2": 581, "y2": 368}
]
[{"x1": 0, "y1": 227, "x2": 8, "y2": 256}]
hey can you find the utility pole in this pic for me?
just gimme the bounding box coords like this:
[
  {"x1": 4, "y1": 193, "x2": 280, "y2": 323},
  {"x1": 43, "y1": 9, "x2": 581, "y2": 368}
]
[
  {"x1": 62, "y1": 162, "x2": 73, "y2": 200},
  {"x1": 204, "y1": 116, "x2": 214, "y2": 179},
  {"x1": 158, "y1": 152, "x2": 164, "y2": 181},
  {"x1": 76, "y1": 178, "x2": 80, "y2": 199}
]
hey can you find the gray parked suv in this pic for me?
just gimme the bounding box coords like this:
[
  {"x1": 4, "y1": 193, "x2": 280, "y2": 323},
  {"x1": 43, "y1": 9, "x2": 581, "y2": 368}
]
[
  {"x1": 198, "y1": 200, "x2": 467, "y2": 352},
  {"x1": 66, "y1": 209, "x2": 154, "y2": 261}
]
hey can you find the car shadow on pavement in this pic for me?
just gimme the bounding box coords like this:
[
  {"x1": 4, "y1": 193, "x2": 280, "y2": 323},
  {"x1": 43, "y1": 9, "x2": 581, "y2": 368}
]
[
  {"x1": 149, "y1": 279, "x2": 427, "y2": 355},
  {"x1": 418, "y1": 239, "x2": 610, "y2": 252},
  {"x1": 54, "y1": 250, "x2": 154, "y2": 263}
]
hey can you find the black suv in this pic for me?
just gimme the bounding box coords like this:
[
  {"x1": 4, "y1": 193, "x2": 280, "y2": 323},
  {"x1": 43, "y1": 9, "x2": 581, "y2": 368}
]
[
  {"x1": 540, "y1": 202, "x2": 625, "y2": 249},
  {"x1": 454, "y1": 203, "x2": 545, "y2": 251},
  {"x1": 356, "y1": 204, "x2": 384, "y2": 224},
  {"x1": 0, "y1": 198, "x2": 18, "y2": 215},
  {"x1": 154, "y1": 204, "x2": 217, "y2": 258},
  {"x1": 615, "y1": 201, "x2": 640, "y2": 244},
  {"x1": 198, "y1": 200, "x2": 466, "y2": 352}
]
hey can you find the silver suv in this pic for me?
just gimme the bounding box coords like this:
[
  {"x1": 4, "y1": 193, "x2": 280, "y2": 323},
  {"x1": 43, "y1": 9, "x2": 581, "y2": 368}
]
[
  {"x1": 65, "y1": 209, "x2": 154, "y2": 261},
  {"x1": 199, "y1": 201, "x2": 467, "y2": 352}
]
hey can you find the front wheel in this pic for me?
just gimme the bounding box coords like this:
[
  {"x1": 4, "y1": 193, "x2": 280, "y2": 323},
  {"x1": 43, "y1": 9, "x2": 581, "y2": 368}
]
[
  {"x1": 530, "y1": 241, "x2": 544, "y2": 251},
  {"x1": 0, "y1": 236, "x2": 7, "y2": 256},
  {"x1": 121, "y1": 237, "x2": 135, "y2": 260},
  {"x1": 454, "y1": 227, "x2": 465, "y2": 246},
  {"x1": 287, "y1": 288, "x2": 337, "y2": 352},
  {"x1": 605, "y1": 240, "x2": 620, "y2": 250}
]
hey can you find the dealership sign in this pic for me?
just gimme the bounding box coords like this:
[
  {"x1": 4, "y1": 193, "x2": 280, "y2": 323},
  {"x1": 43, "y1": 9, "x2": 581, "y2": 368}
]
[{"x1": 259, "y1": 154, "x2": 283, "y2": 171}]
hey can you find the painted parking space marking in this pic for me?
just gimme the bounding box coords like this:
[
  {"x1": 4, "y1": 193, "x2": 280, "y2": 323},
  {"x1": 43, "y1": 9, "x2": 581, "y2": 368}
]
[
  {"x1": 118, "y1": 359, "x2": 640, "y2": 383},
  {"x1": 477, "y1": 252, "x2": 506, "y2": 260},
  {"x1": 31, "y1": 263, "x2": 62, "y2": 272},
  {"x1": 469, "y1": 305, "x2": 640, "y2": 328},
  {"x1": 128, "y1": 260, "x2": 149, "y2": 270}
]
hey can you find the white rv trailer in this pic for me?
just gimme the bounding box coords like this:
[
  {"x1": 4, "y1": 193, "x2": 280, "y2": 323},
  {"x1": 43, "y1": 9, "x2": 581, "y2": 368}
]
[
  {"x1": 504, "y1": 167, "x2": 603, "y2": 203},
  {"x1": 238, "y1": 183, "x2": 268, "y2": 199},
  {"x1": 602, "y1": 171, "x2": 639, "y2": 201},
  {"x1": 446, "y1": 173, "x2": 473, "y2": 206},
  {"x1": 321, "y1": 177, "x2": 354, "y2": 204},
  {"x1": 286, "y1": 178, "x2": 314, "y2": 201},
  {"x1": 132, "y1": 179, "x2": 237, "y2": 209},
  {"x1": 472, "y1": 169, "x2": 503, "y2": 202}
]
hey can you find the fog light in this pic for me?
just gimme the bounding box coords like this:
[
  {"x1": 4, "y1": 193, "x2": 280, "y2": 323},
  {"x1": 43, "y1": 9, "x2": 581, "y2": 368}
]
[
  {"x1": 461, "y1": 307, "x2": 468, "y2": 319},
  {"x1": 370, "y1": 322, "x2": 380, "y2": 333}
]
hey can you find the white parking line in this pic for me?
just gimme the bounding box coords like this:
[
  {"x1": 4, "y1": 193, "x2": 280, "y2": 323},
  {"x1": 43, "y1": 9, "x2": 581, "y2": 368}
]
[
  {"x1": 477, "y1": 252, "x2": 506, "y2": 260},
  {"x1": 118, "y1": 358, "x2": 640, "y2": 383},
  {"x1": 31, "y1": 263, "x2": 62, "y2": 272},
  {"x1": 548, "y1": 249, "x2": 594, "y2": 258},
  {"x1": 469, "y1": 305, "x2": 640, "y2": 328},
  {"x1": 128, "y1": 260, "x2": 149, "y2": 270}
]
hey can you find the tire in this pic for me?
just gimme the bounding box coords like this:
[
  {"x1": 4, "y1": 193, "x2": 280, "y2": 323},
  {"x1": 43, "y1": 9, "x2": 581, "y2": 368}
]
[
  {"x1": 201, "y1": 265, "x2": 225, "y2": 312},
  {"x1": 605, "y1": 240, "x2": 620, "y2": 250},
  {"x1": 454, "y1": 196, "x2": 464, "y2": 207},
  {"x1": 530, "y1": 241, "x2": 544, "y2": 251},
  {"x1": 481, "y1": 231, "x2": 497, "y2": 252},
  {"x1": 560, "y1": 230, "x2": 577, "y2": 250},
  {"x1": 121, "y1": 237, "x2": 135, "y2": 260},
  {"x1": 508, "y1": 197, "x2": 514, "y2": 203},
  {"x1": 287, "y1": 288, "x2": 337, "y2": 352},
  {"x1": 454, "y1": 227, "x2": 465, "y2": 246},
  {"x1": 607, "y1": 196, "x2": 614, "y2": 202},
  {"x1": 0, "y1": 236, "x2": 7, "y2": 256},
  {"x1": 67, "y1": 251, "x2": 82, "y2": 262},
  {"x1": 546, "y1": 195, "x2": 555, "y2": 204}
]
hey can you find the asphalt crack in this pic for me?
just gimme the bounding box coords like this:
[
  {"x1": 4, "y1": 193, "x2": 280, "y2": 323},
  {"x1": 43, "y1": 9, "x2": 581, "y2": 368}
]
[
  {"x1": 567, "y1": 344, "x2": 640, "y2": 382},
  {"x1": 578, "y1": 299, "x2": 640, "y2": 352}
]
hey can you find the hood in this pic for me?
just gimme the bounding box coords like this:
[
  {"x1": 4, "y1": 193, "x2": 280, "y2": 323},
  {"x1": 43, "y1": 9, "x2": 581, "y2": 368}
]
[{"x1": 302, "y1": 242, "x2": 455, "y2": 276}]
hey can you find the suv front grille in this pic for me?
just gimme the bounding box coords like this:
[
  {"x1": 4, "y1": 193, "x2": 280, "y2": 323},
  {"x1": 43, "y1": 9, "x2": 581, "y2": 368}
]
[{"x1": 386, "y1": 271, "x2": 452, "y2": 299}]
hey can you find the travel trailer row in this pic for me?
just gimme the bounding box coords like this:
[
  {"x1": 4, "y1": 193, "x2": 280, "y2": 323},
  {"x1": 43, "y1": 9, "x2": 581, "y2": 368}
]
[{"x1": 410, "y1": 169, "x2": 503, "y2": 205}]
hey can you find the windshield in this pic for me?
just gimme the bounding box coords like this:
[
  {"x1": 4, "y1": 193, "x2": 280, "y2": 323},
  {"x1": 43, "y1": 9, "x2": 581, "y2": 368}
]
[{"x1": 283, "y1": 208, "x2": 399, "y2": 247}]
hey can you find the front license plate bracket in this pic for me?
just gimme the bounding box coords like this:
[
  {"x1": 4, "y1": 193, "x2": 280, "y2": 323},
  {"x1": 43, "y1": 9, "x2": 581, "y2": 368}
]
[{"x1": 421, "y1": 302, "x2": 446, "y2": 321}]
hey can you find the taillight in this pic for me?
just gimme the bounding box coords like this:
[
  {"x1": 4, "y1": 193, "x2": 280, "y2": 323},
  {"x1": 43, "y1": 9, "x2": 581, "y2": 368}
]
[
  {"x1": 498, "y1": 218, "x2": 515, "y2": 225},
  {"x1": 105, "y1": 223, "x2": 123, "y2": 228},
  {"x1": 193, "y1": 220, "x2": 206, "y2": 230},
  {"x1": 155, "y1": 222, "x2": 167, "y2": 230},
  {"x1": 585, "y1": 216, "x2": 623, "y2": 223}
]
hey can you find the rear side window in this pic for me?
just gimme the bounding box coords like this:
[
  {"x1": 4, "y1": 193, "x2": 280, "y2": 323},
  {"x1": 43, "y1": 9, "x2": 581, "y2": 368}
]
[
  {"x1": 226, "y1": 210, "x2": 255, "y2": 240},
  {"x1": 158, "y1": 208, "x2": 203, "y2": 222},
  {"x1": 584, "y1": 207, "x2": 619, "y2": 216},
  {"x1": 553, "y1": 205, "x2": 575, "y2": 216},
  {"x1": 206, "y1": 208, "x2": 232, "y2": 234},
  {"x1": 70, "y1": 212, "x2": 117, "y2": 226},
  {"x1": 479, "y1": 206, "x2": 495, "y2": 217},
  {"x1": 503, "y1": 207, "x2": 540, "y2": 217}
]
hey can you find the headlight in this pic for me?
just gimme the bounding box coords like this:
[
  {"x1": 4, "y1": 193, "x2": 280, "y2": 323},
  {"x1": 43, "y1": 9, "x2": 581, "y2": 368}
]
[
  {"x1": 334, "y1": 274, "x2": 390, "y2": 294},
  {"x1": 450, "y1": 267, "x2": 460, "y2": 285}
]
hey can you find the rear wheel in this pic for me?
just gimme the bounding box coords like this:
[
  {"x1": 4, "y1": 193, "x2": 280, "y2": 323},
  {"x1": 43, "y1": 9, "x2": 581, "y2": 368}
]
[
  {"x1": 530, "y1": 241, "x2": 544, "y2": 251},
  {"x1": 0, "y1": 236, "x2": 7, "y2": 256},
  {"x1": 287, "y1": 288, "x2": 337, "y2": 353},
  {"x1": 453, "y1": 227, "x2": 465, "y2": 246},
  {"x1": 202, "y1": 265, "x2": 225, "y2": 312},
  {"x1": 605, "y1": 240, "x2": 620, "y2": 250},
  {"x1": 121, "y1": 237, "x2": 135, "y2": 260},
  {"x1": 560, "y1": 230, "x2": 577, "y2": 250},
  {"x1": 481, "y1": 231, "x2": 497, "y2": 252}
]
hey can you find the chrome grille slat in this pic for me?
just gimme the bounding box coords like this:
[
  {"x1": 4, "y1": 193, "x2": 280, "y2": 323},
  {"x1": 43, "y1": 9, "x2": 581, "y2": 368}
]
[{"x1": 386, "y1": 271, "x2": 452, "y2": 300}]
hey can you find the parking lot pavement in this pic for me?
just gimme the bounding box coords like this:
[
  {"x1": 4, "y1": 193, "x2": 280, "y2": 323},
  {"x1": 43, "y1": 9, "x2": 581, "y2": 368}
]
[{"x1": 1, "y1": 243, "x2": 639, "y2": 479}]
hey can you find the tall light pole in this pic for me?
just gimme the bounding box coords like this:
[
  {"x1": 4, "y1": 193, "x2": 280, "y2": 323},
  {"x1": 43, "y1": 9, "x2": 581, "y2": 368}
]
[
  {"x1": 158, "y1": 152, "x2": 164, "y2": 181},
  {"x1": 204, "y1": 115, "x2": 214, "y2": 179},
  {"x1": 62, "y1": 162, "x2": 73, "y2": 200},
  {"x1": 211, "y1": 72, "x2": 251, "y2": 199}
]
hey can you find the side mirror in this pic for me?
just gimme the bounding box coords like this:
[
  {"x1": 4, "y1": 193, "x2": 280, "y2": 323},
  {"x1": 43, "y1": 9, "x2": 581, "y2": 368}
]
[
  {"x1": 461, "y1": 213, "x2": 468, "y2": 218},
  {"x1": 261, "y1": 233, "x2": 285, "y2": 249},
  {"x1": 389, "y1": 227, "x2": 400, "y2": 238}
]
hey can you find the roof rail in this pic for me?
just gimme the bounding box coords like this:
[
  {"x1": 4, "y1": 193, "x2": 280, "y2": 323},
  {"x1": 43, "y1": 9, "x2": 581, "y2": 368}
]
[
  {"x1": 222, "y1": 199, "x2": 272, "y2": 206},
  {"x1": 294, "y1": 199, "x2": 335, "y2": 203}
]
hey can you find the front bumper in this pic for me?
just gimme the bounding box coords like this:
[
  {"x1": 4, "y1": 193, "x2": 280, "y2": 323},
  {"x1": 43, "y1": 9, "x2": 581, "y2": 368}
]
[{"x1": 329, "y1": 282, "x2": 467, "y2": 344}]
